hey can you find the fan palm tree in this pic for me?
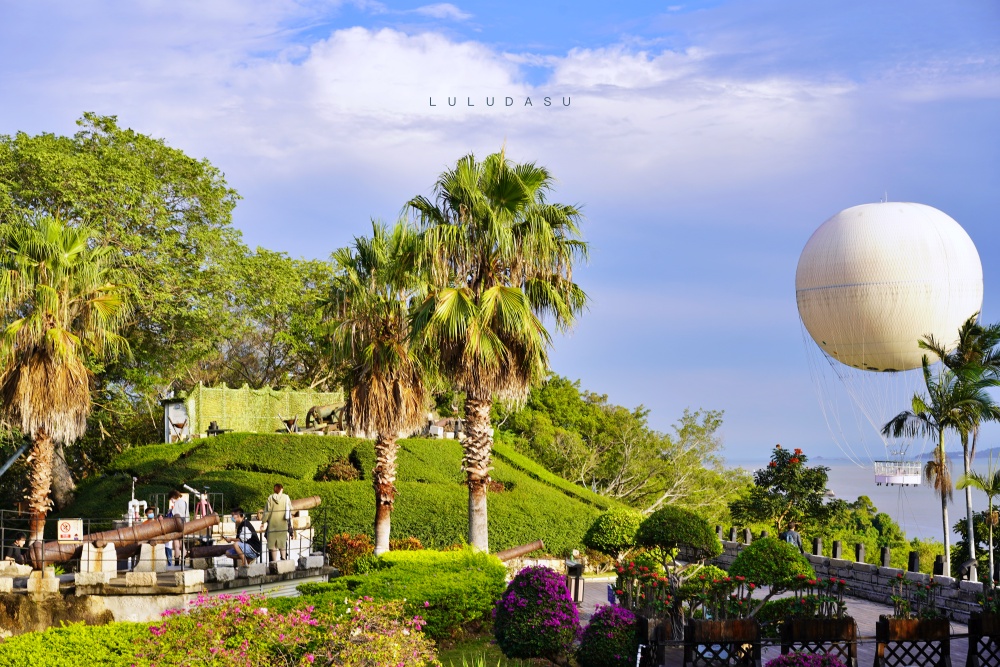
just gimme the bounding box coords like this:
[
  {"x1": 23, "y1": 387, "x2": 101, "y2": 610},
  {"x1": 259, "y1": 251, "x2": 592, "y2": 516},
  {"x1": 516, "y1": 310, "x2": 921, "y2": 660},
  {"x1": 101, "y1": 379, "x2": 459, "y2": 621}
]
[
  {"x1": 324, "y1": 221, "x2": 428, "y2": 555},
  {"x1": 882, "y1": 357, "x2": 997, "y2": 574},
  {"x1": 957, "y1": 456, "x2": 1000, "y2": 586},
  {"x1": 407, "y1": 150, "x2": 588, "y2": 551},
  {"x1": 920, "y1": 313, "x2": 1000, "y2": 581},
  {"x1": 0, "y1": 214, "x2": 132, "y2": 549}
]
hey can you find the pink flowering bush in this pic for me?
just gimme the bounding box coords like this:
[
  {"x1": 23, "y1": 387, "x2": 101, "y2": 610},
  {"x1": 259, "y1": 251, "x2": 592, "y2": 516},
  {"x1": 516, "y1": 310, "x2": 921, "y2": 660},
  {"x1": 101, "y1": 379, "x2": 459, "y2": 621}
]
[
  {"x1": 577, "y1": 604, "x2": 637, "y2": 667},
  {"x1": 493, "y1": 566, "x2": 580, "y2": 664},
  {"x1": 138, "y1": 593, "x2": 440, "y2": 666}
]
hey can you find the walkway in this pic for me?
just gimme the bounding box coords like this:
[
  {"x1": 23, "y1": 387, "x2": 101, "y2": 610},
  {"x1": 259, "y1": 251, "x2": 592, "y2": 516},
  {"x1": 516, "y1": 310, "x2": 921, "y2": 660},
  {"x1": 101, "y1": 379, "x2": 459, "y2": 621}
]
[{"x1": 579, "y1": 577, "x2": 971, "y2": 666}]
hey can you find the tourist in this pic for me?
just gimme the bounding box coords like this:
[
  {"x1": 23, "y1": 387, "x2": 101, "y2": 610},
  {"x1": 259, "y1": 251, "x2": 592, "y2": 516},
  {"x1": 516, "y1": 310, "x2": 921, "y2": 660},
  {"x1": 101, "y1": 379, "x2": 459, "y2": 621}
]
[
  {"x1": 167, "y1": 490, "x2": 188, "y2": 567},
  {"x1": 3, "y1": 532, "x2": 26, "y2": 565},
  {"x1": 223, "y1": 507, "x2": 261, "y2": 568},
  {"x1": 779, "y1": 520, "x2": 805, "y2": 553},
  {"x1": 263, "y1": 483, "x2": 293, "y2": 562}
]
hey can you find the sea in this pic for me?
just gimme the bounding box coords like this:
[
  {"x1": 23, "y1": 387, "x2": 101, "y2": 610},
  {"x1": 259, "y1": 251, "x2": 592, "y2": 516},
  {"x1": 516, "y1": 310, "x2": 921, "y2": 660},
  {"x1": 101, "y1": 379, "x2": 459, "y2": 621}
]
[{"x1": 725, "y1": 456, "x2": 999, "y2": 544}]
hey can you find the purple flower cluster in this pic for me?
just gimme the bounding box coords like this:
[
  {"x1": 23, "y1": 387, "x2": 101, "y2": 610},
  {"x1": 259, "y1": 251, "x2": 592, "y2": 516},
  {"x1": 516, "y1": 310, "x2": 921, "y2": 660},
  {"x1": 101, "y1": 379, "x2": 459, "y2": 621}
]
[
  {"x1": 494, "y1": 566, "x2": 580, "y2": 662},
  {"x1": 764, "y1": 653, "x2": 847, "y2": 667},
  {"x1": 578, "y1": 604, "x2": 638, "y2": 667}
]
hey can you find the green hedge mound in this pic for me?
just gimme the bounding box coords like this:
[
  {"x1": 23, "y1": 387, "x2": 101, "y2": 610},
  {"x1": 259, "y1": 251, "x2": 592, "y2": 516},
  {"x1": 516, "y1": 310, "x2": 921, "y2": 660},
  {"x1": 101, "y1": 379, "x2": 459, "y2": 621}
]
[
  {"x1": 65, "y1": 433, "x2": 620, "y2": 555},
  {"x1": 0, "y1": 622, "x2": 149, "y2": 667}
]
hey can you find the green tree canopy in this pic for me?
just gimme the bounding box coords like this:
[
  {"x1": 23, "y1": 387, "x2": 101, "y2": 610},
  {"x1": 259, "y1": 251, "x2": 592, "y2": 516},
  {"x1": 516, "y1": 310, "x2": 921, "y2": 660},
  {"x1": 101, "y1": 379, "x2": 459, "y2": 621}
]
[{"x1": 729, "y1": 444, "x2": 830, "y2": 531}]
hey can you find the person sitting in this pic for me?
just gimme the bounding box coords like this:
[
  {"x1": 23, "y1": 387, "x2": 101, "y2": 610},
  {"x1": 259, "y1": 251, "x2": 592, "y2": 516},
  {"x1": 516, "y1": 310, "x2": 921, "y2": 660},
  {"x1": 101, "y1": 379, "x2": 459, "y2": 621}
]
[
  {"x1": 4, "y1": 533, "x2": 26, "y2": 565},
  {"x1": 224, "y1": 507, "x2": 262, "y2": 568}
]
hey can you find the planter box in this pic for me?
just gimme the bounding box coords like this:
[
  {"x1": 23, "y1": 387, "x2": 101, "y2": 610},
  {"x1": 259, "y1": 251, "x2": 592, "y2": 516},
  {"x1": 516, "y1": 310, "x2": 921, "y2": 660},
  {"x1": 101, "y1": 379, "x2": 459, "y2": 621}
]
[
  {"x1": 966, "y1": 612, "x2": 1000, "y2": 667},
  {"x1": 683, "y1": 619, "x2": 761, "y2": 667},
  {"x1": 780, "y1": 617, "x2": 857, "y2": 667},
  {"x1": 635, "y1": 614, "x2": 670, "y2": 667},
  {"x1": 875, "y1": 617, "x2": 951, "y2": 667}
]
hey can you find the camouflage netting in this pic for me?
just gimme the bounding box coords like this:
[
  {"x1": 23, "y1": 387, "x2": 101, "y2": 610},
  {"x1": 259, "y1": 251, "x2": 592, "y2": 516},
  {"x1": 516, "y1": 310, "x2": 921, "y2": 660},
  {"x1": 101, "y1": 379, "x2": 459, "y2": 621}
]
[{"x1": 186, "y1": 383, "x2": 343, "y2": 436}]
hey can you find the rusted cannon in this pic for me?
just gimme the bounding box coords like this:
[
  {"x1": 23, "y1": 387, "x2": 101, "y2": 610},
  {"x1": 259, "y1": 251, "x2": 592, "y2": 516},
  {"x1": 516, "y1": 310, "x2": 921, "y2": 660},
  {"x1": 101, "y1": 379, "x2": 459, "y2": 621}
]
[
  {"x1": 494, "y1": 540, "x2": 545, "y2": 562},
  {"x1": 291, "y1": 496, "x2": 321, "y2": 511},
  {"x1": 28, "y1": 514, "x2": 220, "y2": 566}
]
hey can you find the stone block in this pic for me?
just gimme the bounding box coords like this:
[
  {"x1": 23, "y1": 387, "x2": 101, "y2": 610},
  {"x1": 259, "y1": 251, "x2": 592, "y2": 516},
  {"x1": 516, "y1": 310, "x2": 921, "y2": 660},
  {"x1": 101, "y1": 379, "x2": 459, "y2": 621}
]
[
  {"x1": 80, "y1": 542, "x2": 119, "y2": 574},
  {"x1": 237, "y1": 563, "x2": 268, "y2": 579},
  {"x1": 26, "y1": 570, "x2": 60, "y2": 595},
  {"x1": 904, "y1": 571, "x2": 928, "y2": 583},
  {"x1": 851, "y1": 562, "x2": 876, "y2": 573},
  {"x1": 75, "y1": 571, "x2": 114, "y2": 586},
  {"x1": 878, "y1": 566, "x2": 904, "y2": 579},
  {"x1": 125, "y1": 571, "x2": 158, "y2": 587},
  {"x1": 935, "y1": 576, "x2": 956, "y2": 588},
  {"x1": 206, "y1": 567, "x2": 236, "y2": 582},
  {"x1": 270, "y1": 559, "x2": 296, "y2": 575},
  {"x1": 298, "y1": 554, "x2": 325, "y2": 569},
  {"x1": 0, "y1": 577, "x2": 12, "y2": 593},
  {"x1": 0, "y1": 562, "x2": 33, "y2": 577},
  {"x1": 213, "y1": 556, "x2": 235, "y2": 568},
  {"x1": 134, "y1": 543, "x2": 169, "y2": 573},
  {"x1": 291, "y1": 515, "x2": 311, "y2": 530},
  {"x1": 960, "y1": 579, "x2": 984, "y2": 592},
  {"x1": 191, "y1": 558, "x2": 212, "y2": 570},
  {"x1": 173, "y1": 569, "x2": 205, "y2": 588}
]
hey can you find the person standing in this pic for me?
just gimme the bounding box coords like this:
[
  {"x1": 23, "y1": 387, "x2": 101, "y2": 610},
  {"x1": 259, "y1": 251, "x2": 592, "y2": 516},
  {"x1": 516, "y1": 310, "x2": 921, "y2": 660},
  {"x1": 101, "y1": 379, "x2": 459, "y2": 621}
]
[
  {"x1": 168, "y1": 490, "x2": 189, "y2": 567},
  {"x1": 779, "y1": 520, "x2": 805, "y2": 554},
  {"x1": 262, "y1": 483, "x2": 293, "y2": 562}
]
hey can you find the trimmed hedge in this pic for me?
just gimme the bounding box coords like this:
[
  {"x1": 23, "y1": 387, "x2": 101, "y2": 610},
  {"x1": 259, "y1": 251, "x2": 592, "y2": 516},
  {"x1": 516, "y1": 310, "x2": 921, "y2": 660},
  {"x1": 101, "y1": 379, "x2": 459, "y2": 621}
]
[
  {"x1": 636, "y1": 505, "x2": 723, "y2": 559},
  {"x1": 0, "y1": 622, "x2": 149, "y2": 666},
  {"x1": 288, "y1": 548, "x2": 508, "y2": 640},
  {"x1": 729, "y1": 537, "x2": 815, "y2": 589},
  {"x1": 491, "y1": 442, "x2": 624, "y2": 511},
  {"x1": 64, "y1": 434, "x2": 606, "y2": 554}
]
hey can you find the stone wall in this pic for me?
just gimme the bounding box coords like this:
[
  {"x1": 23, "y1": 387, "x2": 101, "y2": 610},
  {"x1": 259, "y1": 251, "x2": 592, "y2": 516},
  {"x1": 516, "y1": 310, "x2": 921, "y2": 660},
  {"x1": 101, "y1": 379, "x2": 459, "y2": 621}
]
[{"x1": 692, "y1": 540, "x2": 984, "y2": 624}]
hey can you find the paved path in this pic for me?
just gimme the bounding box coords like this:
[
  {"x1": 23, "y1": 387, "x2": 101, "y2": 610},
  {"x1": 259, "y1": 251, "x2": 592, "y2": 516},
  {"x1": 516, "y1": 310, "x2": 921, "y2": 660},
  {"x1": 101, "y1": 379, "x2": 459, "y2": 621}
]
[{"x1": 578, "y1": 578, "x2": 972, "y2": 666}]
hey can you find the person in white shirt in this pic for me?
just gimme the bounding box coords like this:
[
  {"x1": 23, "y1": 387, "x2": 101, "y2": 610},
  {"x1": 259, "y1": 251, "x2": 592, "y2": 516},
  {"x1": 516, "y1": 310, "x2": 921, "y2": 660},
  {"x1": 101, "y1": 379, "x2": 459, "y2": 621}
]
[{"x1": 168, "y1": 490, "x2": 189, "y2": 567}]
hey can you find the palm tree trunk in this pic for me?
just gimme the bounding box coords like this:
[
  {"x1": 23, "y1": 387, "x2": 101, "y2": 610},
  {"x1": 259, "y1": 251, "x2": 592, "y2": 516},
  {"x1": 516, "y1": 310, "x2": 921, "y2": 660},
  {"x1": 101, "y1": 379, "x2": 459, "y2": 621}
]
[
  {"x1": 26, "y1": 428, "x2": 54, "y2": 548},
  {"x1": 372, "y1": 433, "x2": 399, "y2": 556},
  {"x1": 963, "y1": 434, "x2": 977, "y2": 581},
  {"x1": 463, "y1": 395, "x2": 493, "y2": 552},
  {"x1": 989, "y1": 502, "x2": 995, "y2": 586},
  {"x1": 50, "y1": 441, "x2": 77, "y2": 511},
  {"x1": 940, "y1": 431, "x2": 951, "y2": 574}
]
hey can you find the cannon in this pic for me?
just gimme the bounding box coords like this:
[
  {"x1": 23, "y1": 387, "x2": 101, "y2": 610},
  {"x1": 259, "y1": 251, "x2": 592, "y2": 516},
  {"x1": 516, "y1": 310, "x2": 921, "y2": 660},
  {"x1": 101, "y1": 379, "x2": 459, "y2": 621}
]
[
  {"x1": 305, "y1": 404, "x2": 344, "y2": 429},
  {"x1": 28, "y1": 514, "x2": 220, "y2": 566},
  {"x1": 494, "y1": 540, "x2": 545, "y2": 562}
]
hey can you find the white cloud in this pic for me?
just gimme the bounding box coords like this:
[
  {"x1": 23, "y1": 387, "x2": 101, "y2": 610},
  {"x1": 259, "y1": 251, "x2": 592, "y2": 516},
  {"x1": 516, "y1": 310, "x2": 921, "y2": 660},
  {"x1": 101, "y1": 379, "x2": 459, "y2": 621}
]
[{"x1": 412, "y1": 3, "x2": 472, "y2": 21}]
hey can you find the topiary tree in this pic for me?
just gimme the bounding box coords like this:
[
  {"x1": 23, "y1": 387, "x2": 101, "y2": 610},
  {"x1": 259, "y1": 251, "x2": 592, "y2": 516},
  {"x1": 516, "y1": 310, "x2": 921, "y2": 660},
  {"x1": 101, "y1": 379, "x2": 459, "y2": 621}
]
[
  {"x1": 493, "y1": 566, "x2": 579, "y2": 665},
  {"x1": 583, "y1": 507, "x2": 644, "y2": 564},
  {"x1": 729, "y1": 536, "x2": 816, "y2": 615},
  {"x1": 577, "y1": 604, "x2": 638, "y2": 667}
]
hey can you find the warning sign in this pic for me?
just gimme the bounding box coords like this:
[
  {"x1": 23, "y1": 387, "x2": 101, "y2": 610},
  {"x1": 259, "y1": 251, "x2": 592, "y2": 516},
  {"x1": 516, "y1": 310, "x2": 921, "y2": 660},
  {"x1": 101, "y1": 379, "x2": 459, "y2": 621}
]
[{"x1": 57, "y1": 519, "x2": 83, "y2": 543}]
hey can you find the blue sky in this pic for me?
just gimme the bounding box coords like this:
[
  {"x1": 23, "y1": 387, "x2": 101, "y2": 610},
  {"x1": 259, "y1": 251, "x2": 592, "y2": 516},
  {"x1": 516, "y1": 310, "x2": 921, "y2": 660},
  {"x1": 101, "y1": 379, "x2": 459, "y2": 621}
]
[{"x1": 1, "y1": 0, "x2": 998, "y2": 463}]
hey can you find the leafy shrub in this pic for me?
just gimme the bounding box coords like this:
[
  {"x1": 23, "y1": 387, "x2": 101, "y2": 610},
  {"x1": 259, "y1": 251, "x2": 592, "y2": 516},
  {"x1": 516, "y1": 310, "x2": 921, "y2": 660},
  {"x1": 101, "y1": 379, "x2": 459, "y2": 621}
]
[
  {"x1": 137, "y1": 593, "x2": 439, "y2": 666},
  {"x1": 391, "y1": 536, "x2": 425, "y2": 551},
  {"x1": 494, "y1": 566, "x2": 580, "y2": 663},
  {"x1": 636, "y1": 505, "x2": 723, "y2": 559},
  {"x1": 764, "y1": 654, "x2": 847, "y2": 667},
  {"x1": 754, "y1": 597, "x2": 804, "y2": 636},
  {"x1": 315, "y1": 456, "x2": 361, "y2": 481},
  {"x1": 295, "y1": 548, "x2": 507, "y2": 640},
  {"x1": 326, "y1": 532, "x2": 375, "y2": 574},
  {"x1": 578, "y1": 604, "x2": 638, "y2": 667},
  {"x1": 583, "y1": 507, "x2": 644, "y2": 561},
  {"x1": 729, "y1": 537, "x2": 815, "y2": 591},
  {"x1": 0, "y1": 622, "x2": 149, "y2": 666}
]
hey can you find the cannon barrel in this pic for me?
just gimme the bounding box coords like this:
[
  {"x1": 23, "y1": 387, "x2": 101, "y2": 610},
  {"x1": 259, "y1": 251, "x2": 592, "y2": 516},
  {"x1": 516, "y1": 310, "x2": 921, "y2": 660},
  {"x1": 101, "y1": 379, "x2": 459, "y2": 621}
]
[
  {"x1": 291, "y1": 496, "x2": 321, "y2": 511},
  {"x1": 188, "y1": 543, "x2": 233, "y2": 559},
  {"x1": 494, "y1": 540, "x2": 545, "y2": 562},
  {"x1": 29, "y1": 514, "x2": 221, "y2": 566}
]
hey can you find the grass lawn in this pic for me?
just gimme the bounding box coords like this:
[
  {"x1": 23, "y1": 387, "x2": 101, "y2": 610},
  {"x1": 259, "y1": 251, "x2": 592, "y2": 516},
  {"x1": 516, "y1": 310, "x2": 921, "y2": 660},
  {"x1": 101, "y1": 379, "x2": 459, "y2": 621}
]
[{"x1": 436, "y1": 635, "x2": 554, "y2": 666}]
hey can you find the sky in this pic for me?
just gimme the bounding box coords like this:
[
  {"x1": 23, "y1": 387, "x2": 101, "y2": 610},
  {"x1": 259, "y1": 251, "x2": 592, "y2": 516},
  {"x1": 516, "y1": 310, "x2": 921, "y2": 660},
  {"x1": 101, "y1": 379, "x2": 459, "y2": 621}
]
[{"x1": 1, "y1": 0, "x2": 998, "y2": 464}]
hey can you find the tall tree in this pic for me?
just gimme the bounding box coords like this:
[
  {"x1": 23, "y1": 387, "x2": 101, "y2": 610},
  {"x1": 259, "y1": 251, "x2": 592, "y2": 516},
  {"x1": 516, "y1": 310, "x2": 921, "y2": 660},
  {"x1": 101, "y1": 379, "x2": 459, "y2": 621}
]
[
  {"x1": 729, "y1": 444, "x2": 831, "y2": 531},
  {"x1": 920, "y1": 313, "x2": 1000, "y2": 581},
  {"x1": 408, "y1": 150, "x2": 588, "y2": 551},
  {"x1": 0, "y1": 215, "x2": 131, "y2": 545},
  {"x1": 882, "y1": 357, "x2": 997, "y2": 575},
  {"x1": 957, "y1": 457, "x2": 1000, "y2": 585},
  {"x1": 324, "y1": 222, "x2": 428, "y2": 555}
]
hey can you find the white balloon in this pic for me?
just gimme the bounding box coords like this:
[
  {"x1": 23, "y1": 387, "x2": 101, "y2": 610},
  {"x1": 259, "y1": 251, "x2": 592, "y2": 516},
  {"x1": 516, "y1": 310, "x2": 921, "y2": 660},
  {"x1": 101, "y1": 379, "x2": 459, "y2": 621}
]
[{"x1": 796, "y1": 202, "x2": 983, "y2": 372}]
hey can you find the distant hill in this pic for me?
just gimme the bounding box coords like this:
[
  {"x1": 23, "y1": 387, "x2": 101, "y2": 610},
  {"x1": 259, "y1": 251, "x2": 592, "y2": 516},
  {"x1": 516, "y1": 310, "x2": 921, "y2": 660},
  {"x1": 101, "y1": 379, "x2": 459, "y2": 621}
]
[{"x1": 62, "y1": 433, "x2": 626, "y2": 555}]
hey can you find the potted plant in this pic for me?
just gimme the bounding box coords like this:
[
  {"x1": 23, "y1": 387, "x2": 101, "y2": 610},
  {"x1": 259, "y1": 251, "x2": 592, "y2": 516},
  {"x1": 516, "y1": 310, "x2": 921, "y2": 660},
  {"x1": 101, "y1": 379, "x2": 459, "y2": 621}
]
[
  {"x1": 779, "y1": 576, "x2": 857, "y2": 667},
  {"x1": 874, "y1": 573, "x2": 950, "y2": 667},
  {"x1": 967, "y1": 580, "x2": 1000, "y2": 667},
  {"x1": 684, "y1": 575, "x2": 762, "y2": 667}
]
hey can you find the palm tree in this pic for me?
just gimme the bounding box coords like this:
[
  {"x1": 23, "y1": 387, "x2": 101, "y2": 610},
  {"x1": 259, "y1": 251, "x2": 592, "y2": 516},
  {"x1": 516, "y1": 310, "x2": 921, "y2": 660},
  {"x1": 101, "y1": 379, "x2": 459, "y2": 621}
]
[
  {"x1": 407, "y1": 150, "x2": 588, "y2": 551},
  {"x1": 957, "y1": 456, "x2": 1000, "y2": 586},
  {"x1": 920, "y1": 313, "x2": 1000, "y2": 581},
  {"x1": 0, "y1": 214, "x2": 132, "y2": 549},
  {"x1": 882, "y1": 357, "x2": 997, "y2": 574},
  {"x1": 324, "y1": 221, "x2": 428, "y2": 555}
]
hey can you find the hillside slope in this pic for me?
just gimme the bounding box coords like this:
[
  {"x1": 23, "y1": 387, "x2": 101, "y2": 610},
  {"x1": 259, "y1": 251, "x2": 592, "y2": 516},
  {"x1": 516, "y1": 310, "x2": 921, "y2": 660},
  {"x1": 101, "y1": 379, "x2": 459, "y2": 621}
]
[{"x1": 64, "y1": 434, "x2": 624, "y2": 555}]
